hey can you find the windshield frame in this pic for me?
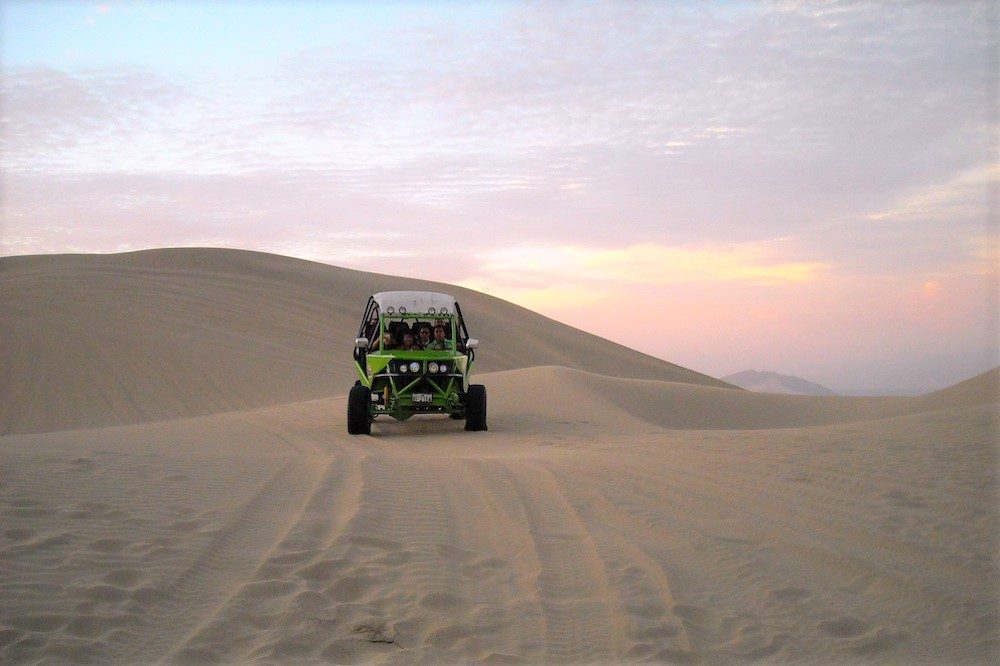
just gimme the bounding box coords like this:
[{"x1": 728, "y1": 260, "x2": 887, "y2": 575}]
[{"x1": 372, "y1": 312, "x2": 461, "y2": 353}]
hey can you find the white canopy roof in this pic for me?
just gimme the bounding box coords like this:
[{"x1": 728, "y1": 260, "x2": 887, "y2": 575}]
[{"x1": 373, "y1": 291, "x2": 457, "y2": 315}]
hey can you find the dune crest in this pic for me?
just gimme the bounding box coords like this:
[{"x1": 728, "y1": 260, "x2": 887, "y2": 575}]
[{"x1": 1, "y1": 248, "x2": 725, "y2": 435}]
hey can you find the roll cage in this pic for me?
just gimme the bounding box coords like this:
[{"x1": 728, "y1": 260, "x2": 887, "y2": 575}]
[{"x1": 354, "y1": 293, "x2": 474, "y2": 359}]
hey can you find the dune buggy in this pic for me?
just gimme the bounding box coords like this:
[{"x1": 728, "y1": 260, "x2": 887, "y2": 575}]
[{"x1": 347, "y1": 291, "x2": 487, "y2": 434}]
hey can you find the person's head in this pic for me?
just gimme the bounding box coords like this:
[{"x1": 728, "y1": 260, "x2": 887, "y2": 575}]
[
  {"x1": 418, "y1": 326, "x2": 432, "y2": 342},
  {"x1": 433, "y1": 324, "x2": 446, "y2": 341},
  {"x1": 382, "y1": 332, "x2": 394, "y2": 348},
  {"x1": 401, "y1": 333, "x2": 414, "y2": 348}
]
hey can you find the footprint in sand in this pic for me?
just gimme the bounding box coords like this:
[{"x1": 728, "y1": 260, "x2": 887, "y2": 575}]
[
  {"x1": 349, "y1": 535, "x2": 402, "y2": 551},
  {"x1": 325, "y1": 572, "x2": 377, "y2": 602},
  {"x1": 296, "y1": 558, "x2": 350, "y2": 582},
  {"x1": 65, "y1": 613, "x2": 130, "y2": 639},
  {"x1": 69, "y1": 457, "x2": 96, "y2": 470},
  {"x1": 851, "y1": 629, "x2": 907, "y2": 655},
  {"x1": 0, "y1": 628, "x2": 22, "y2": 650},
  {"x1": 241, "y1": 579, "x2": 299, "y2": 600},
  {"x1": 427, "y1": 624, "x2": 472, "y2": 649},
  {"x1": 630, "y1": 623, "x2": 681, "y2": 641},
  {"x1": 4, "y1": 527, "x2": 34, "y2": 541},
  {"x1": 882, "y1": 489, "x2": 927, "y2": 509},
  {"x1": 88, "y1": 537, "x2": 129, "y2": 553},
  {"x1": 626, "y1": 601, "x2": 668, "y2": 620},
  {"x1": 419, "y1": 591, "x2": 464, "y2": 611},
  {"x1": 768, "y1": 586, "x2": 811, "y2": 603},
  {"x1": 8, "y1": 614, "x2": 68, "y2": 633},
  {"x1": 818, "y1": 616, "x2": 867, "y2": 638},
  {"x1": 375, "y1": 549, "x2": 415, "y2": 566},
  {"x1": 673, "y1": 603, "x2": 710, "y2": 625},
  {"x1": 82, "y1": 584, "x2": 130, "y2": 604},
  {"x1": 104, "y1": 569, "x2": 143, "y2": 588}
]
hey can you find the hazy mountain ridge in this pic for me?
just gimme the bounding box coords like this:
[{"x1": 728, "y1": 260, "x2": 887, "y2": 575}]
[{"x1": 722, "y1": 370, "x2": 838, "y2": 396}]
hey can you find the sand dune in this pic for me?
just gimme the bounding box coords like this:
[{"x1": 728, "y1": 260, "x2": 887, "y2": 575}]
[
  {"x1": 1, "y1": 249, "x2": 997, "y2": 663},
  {"x1": 0, "y1": 249, "x2": 725, "y2": 435}
]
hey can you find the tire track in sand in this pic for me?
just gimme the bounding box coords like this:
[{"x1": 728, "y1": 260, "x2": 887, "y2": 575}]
[
  {"x1": 107, "y1": 460, "x2": 320, "y2": 662},
  {"x1": 168, "y1": 450, "x2": 366, "y2": 661},
  {"x1": 502, "y1": 461, "x2": 622, "y2": 662},
  {"x1": 546, "y1": 463, "x2": 699, "y2": 662}
]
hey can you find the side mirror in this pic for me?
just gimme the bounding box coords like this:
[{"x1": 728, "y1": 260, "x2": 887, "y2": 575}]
[
  {"x1": 355, "y1": 337, "x2": 369, "y2": 349},
  {"x1": 466, "y1": 338, "x2": 479, "y2": 350}
]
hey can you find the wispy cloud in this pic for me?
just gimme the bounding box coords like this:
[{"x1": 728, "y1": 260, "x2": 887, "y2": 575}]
[
  {"x1": 471, "y1": 242, "x2": 828, "y2": 287},
  {"x1": 866, "y1": 164, "x2": 999, "y2": 222}
]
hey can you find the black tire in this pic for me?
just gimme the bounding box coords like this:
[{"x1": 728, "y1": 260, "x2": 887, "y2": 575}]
[
  {"x1": 347, "y1": 385, "x2": 371, "y2": 435},
  {"x1": 464, "y1": 384, "x2": 487, "y2": 431}
]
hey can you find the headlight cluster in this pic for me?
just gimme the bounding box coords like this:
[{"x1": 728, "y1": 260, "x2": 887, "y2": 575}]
[{"x1": 395, "y1": 361, "x2": 449, "y2": 374}]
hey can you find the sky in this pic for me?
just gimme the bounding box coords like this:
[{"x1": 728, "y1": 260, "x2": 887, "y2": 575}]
[{"x1": 1, "y1": 0, "x2": 996, "y2": 394}]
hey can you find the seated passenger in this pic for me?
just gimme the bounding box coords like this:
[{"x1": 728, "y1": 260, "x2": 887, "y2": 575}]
[
  {"x1": 398, "y1": 332, "x2": 416, "y2": 351},
  {"x1": 424, "y1": 324, "x2": 455, "y2": 351},
  {"x1": 416, "y1": 324, "x2": 432, "y2": 349},
  {"x1": 371, "y1": 331, "x2": 395, "y2": 351}
]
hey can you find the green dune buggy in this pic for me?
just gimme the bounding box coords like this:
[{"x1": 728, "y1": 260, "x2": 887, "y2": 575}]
[{"x1": 347, "y1": 291, "x2": 487, "y2": 434}]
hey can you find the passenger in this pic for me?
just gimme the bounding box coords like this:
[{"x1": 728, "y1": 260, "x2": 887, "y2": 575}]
[
  {"x1": 370, "y1": 331, "x2": 394, "y2": 351},
  {"x1": 416, "y1": 324, "x2": 432, "y2": 349},
  {"x1": 398, "y1": 332, "x2": 416, "y2": 351},
  {"x1": 424, "y1": 324, "x2": 454, "y2": 351}
]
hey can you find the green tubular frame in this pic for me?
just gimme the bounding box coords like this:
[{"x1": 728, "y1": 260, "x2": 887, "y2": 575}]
[{"x1": 353, "y1": 301, "x2": 474, "y2": 423}]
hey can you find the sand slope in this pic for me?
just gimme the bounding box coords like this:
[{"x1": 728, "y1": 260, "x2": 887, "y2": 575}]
[
  {"x1": 1, "y1": 249, "x2": 997, "y2": 663},
  {"x1": 1, "y1": 248, "x2": 726, "y2": 435},
  {"x1": 1, "y1": 369, "x2": 996, "y2": 663}
]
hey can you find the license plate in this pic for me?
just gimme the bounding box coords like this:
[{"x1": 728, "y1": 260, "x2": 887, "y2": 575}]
[{"x1": 412, "y1": 393, "x2": 433, "y2": 403}]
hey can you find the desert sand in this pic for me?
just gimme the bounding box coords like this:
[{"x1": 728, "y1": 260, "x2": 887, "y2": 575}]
[{"x1": 1, "y1": 248, "x2": 997, "y2": 663}]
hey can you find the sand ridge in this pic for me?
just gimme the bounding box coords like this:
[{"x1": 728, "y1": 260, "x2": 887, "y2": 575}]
[
  {"x1": 1, "y1": 249, "x2": 997, "y2": 662},
  {"x1": 1, "y1": 249, "x2": 727, "y2": 436}
]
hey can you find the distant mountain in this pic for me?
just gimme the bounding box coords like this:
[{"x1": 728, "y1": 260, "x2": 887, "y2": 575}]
[{"x1": 722, "y1": 370, "x2": 838, "y2": 396}]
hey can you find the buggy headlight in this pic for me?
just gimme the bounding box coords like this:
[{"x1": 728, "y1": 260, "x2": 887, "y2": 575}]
[
  {"x1": 428, "y1": 307, "x2": 436, "y2": 314},
  {"x1": 409, "y1": 361, "x2": 420, "y2": 373},
  {"x1": 398, "y1": 363, "x2": 407, "y2": 373},
  {"x1": 439, "y1": 363, "x2": 448, "y2": 373},
  {"x1": 428, "y1": 362, "x2": 439, "y2": 373}
]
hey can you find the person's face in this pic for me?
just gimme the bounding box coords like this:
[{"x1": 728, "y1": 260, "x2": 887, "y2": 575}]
[
  {"x1": 403, "y1": 334, "x2": 413, "y2": 346},
  {"x1": 382, "y1": 333, "x2": 393, "y2": 344},
  {"x1": 434, "y1": 327, "x2": 445, "y2": 341},
  {"x1": 419, "y1": 329, "x2": 431, "y2": 341}
]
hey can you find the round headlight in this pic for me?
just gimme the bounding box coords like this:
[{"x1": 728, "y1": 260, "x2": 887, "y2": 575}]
[
  {"x1": 399, "y1": 306, "x2": 406, "y2": 313},
  {"x1": 428, "y1": 362, "x2": 439, "y2": 373},
  {"x1": 386, "y1": 306, "x2": 395, "y2": 315},
  {"x1": 428, "y1": 306, "x2": 436, "y2": 314},
  {"x1": 439, "y1": 363, "x2": 448, "y2": 373},
  {"x1": 398, "y1": 363, "x2": 407, "y2": 373},
  {"x1": 439, "y1": 307, "x2": 448, "y2": 315},
  {"x1": 409, "y1": 361, "x2": 420, "y2": 373}
]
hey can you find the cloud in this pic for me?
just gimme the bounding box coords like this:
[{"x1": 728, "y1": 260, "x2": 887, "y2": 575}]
[
  {"x1": 481, "y1": 243, "x2": 828, "y2": 285},
  {"x1": 865, "y1": 163, "x2": 999, "y2": 223}
]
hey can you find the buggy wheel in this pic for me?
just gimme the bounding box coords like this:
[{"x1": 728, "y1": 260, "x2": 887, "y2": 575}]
[
  {"x1": 464, "y1": 384, "x2": 487, "y2": 431},
  {"x1": 347, "y1": 385, "x2": 371, "y2": 435}
]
